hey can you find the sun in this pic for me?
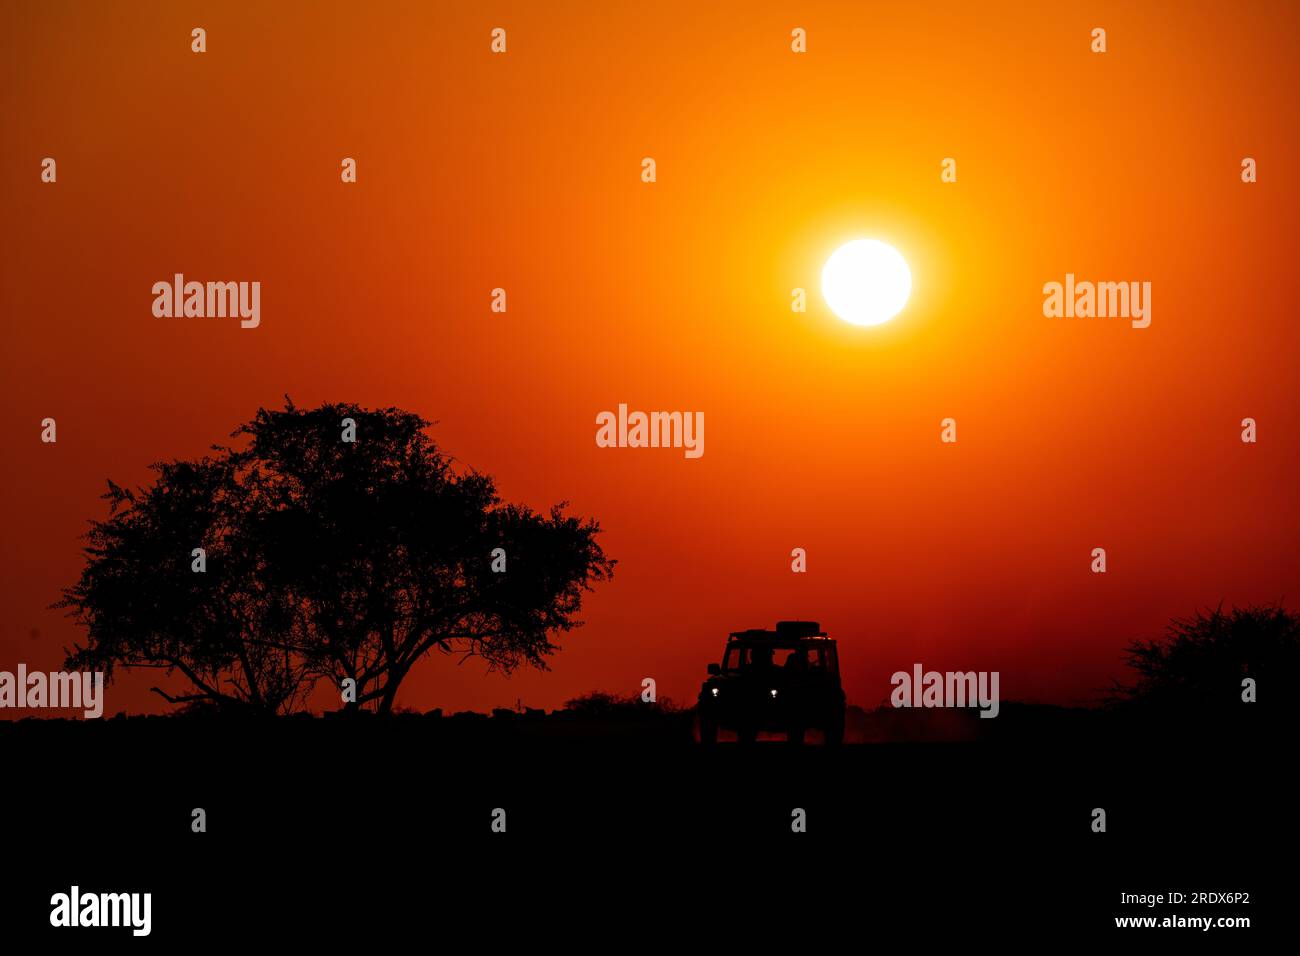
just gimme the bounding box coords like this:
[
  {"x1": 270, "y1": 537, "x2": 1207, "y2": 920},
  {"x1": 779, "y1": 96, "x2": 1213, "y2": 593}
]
[{"x1": 821, "y1": 239, "x2": 912, "y2": 326}]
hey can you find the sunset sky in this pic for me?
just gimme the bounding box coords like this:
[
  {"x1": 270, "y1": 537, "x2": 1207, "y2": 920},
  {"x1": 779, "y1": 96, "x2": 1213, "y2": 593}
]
[{"x1": 3, "y1": 1, "x2": 1298, "y2": 716}]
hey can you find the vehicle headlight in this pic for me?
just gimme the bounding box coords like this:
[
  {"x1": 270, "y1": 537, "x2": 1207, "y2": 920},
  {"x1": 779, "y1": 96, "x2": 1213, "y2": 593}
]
[
  {"x1": 710, "y1": 687, "x2": 719, "y2": 697},
  {"x1": 769, "y1": 689, "x2": 778, "y2": 698}
]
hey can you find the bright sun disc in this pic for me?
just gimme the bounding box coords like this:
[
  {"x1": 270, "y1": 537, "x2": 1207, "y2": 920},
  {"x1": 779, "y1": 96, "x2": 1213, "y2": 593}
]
[{"x1": 821, "y1": 239, "x2": 912, "y2": 326}]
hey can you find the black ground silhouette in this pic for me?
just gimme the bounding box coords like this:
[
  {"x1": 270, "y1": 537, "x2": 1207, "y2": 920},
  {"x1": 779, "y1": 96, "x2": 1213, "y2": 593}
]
[{"x1": 2, "y1": 702, "x2": 1288, "y2": 944}]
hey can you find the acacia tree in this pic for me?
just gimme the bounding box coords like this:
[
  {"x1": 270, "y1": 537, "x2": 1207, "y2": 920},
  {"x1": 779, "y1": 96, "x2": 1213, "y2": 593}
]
[{"x1": 58, "y1": 400, "x2": 615, "y2": 715}]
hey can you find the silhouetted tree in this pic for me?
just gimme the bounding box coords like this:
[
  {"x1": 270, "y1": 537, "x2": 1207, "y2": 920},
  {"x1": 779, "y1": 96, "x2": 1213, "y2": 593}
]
[
  {"x1": 1109, "y1": 604, "x2": 1298, "y2": 710},
  {"x1": 57, "y1": 400, "x2": 615, "y2": 715},
  {"x1": 56, "y1": 457, "x2": 311, "y2": 714}
]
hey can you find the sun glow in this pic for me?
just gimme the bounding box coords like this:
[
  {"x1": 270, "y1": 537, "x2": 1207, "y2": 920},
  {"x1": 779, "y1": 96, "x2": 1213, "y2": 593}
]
[{"x1": 821, "y1": 239, "x2": 912, "y2": 326}]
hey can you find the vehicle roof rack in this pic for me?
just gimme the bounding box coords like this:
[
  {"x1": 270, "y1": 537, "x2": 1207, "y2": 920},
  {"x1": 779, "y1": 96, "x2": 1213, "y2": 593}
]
[{"x1": 727, "y1": 620, "x2": 827, "y2": 641}]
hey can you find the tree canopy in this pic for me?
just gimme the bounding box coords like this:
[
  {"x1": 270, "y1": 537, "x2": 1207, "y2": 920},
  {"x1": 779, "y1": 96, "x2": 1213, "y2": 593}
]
[{"x1": 57, "y1": 400, "x2": 615, "y2": 714}]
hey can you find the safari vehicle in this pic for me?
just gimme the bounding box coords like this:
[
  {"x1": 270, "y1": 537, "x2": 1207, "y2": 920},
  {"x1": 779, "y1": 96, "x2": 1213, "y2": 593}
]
[{"x1": 697, "y1": 621, "x2": 846, "y2": 746}]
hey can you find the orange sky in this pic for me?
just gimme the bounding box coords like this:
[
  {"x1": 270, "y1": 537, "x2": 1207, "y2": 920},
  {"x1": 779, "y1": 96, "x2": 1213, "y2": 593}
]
[{"x1": 3, "y1": 1, "x2": 1298, "y2": 716}]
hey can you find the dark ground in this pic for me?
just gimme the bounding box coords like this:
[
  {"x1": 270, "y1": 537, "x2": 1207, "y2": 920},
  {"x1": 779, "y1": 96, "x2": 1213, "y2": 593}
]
[{"x1": 1, "y1": 705, "x2": 1289, "y2": 946}]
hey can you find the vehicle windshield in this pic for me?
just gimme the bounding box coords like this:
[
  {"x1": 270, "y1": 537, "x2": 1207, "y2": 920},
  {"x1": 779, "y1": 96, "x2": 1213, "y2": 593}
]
[{"x1": 722, "y1": 645, "x2": 826, "y2": 672}]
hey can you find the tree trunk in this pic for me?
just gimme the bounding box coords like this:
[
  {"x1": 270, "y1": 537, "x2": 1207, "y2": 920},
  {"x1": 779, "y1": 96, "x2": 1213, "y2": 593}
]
[{"x1": 376, "y1": 667, "x2": 407, "y2": 715}]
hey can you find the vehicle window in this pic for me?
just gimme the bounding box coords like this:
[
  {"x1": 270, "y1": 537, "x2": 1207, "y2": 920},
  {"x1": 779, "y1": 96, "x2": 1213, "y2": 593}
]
[
  {"x1": 723, "y1": 641, "x2": 838, "y2": 673},
  {"x1": 728, "y1": 646, "x2": 820, "y2": 670}
]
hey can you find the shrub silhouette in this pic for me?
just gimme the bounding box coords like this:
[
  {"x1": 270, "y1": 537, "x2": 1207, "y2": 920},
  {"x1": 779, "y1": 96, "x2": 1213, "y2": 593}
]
[
  {"x1": 56, "y1": 399, "x2": 615, "y2": 715},
  {"x1": 563, "y1": 691, "x2": 679, "y2": 716},
  {"x1": 1110, "y1": 604, "x2": 1298, "y2": 711}
]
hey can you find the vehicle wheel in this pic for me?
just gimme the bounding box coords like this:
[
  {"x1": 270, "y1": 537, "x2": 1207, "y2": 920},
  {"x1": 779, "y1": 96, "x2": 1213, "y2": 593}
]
[
  {"x1": 824, "y1": 714, "x2": 845, "y2": 747},
  {"x1": 788, "y1": 726, "x2": 806, "y2": 746},
  {"x1": 699, "y1": 713, "x2": 718, "y2": 747}
]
